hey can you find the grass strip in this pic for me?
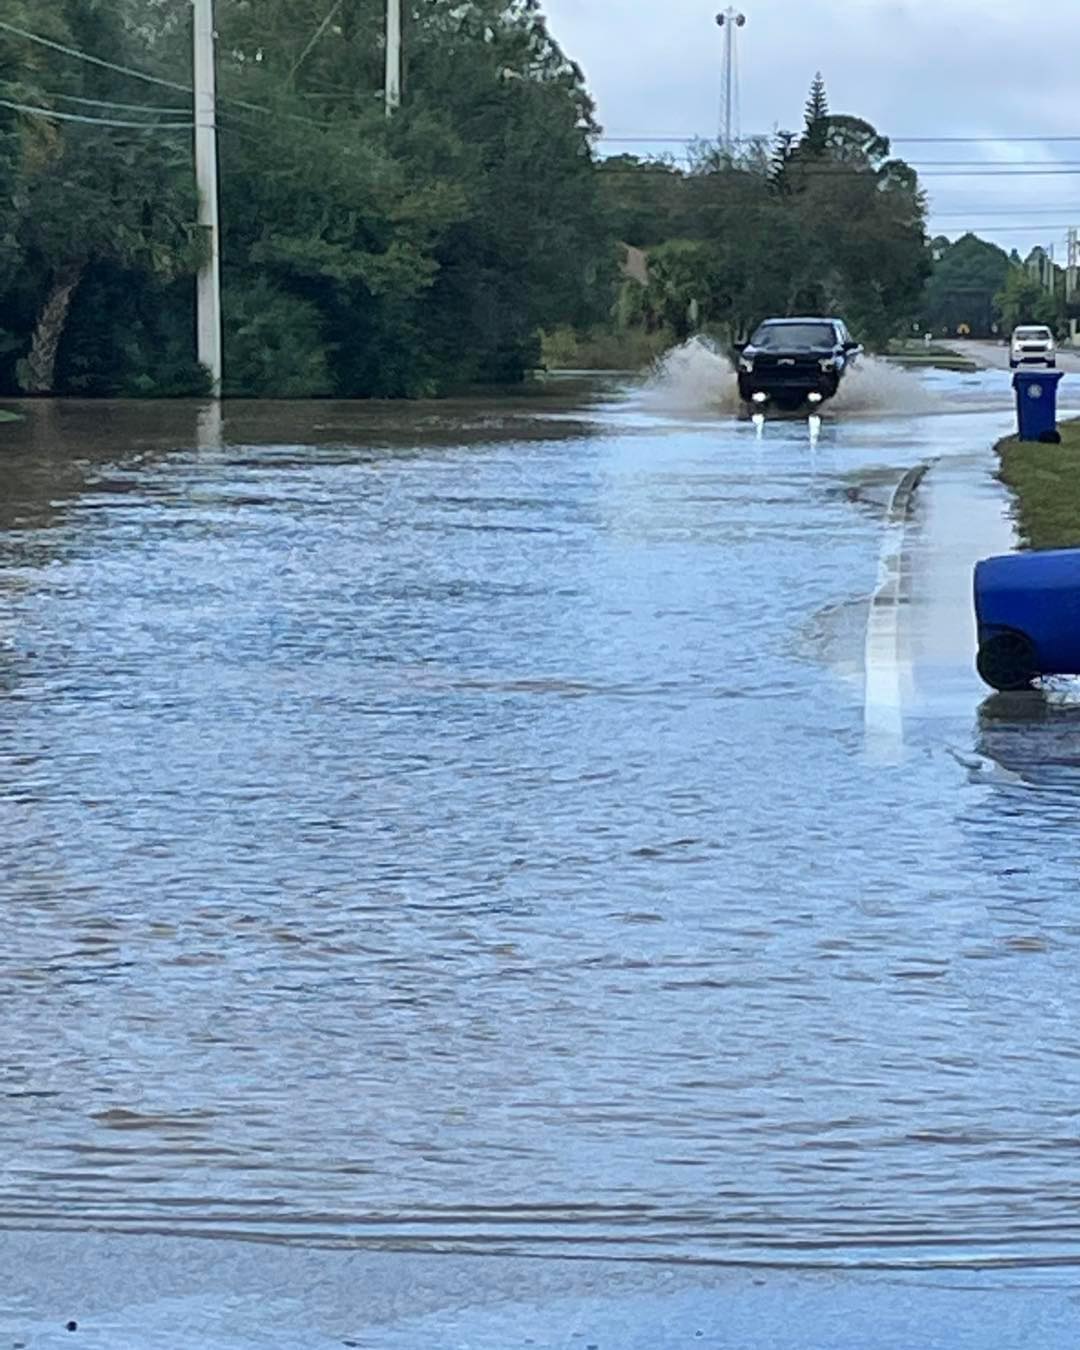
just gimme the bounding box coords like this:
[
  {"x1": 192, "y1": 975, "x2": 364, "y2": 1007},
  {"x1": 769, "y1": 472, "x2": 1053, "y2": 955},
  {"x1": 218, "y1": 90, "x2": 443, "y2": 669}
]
[{"x1": 998, "y1": 419, "x2": 1080, "y2": 550}]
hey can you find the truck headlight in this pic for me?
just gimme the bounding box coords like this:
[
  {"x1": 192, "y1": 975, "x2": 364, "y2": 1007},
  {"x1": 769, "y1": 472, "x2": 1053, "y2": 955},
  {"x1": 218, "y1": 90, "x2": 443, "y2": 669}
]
[
  {"x1": 819, "y1": 358, "x2": 837, "y2": 371},
  {"x1": 739, "y1": 356, "x2": 754, "y2": 373}
]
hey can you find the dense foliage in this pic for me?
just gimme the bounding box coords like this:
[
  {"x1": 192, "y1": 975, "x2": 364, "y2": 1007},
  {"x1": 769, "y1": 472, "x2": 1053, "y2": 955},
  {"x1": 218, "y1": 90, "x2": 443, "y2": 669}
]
[
  {"x1": 921, "y1": 233, "x2": 1011, "y2": 337},
  {"x1": 920, "y1": 233, "x2": 1070, "y2": 339},
  {"x1": 4, "y1": 15, "x2": 1042, "y2": 395},
  {"x1": 600, "y1": 76, "x2": 931, "y2": 351},
  {"x1": 0, "y1": 0, "x2": 612, "y2": 396}
]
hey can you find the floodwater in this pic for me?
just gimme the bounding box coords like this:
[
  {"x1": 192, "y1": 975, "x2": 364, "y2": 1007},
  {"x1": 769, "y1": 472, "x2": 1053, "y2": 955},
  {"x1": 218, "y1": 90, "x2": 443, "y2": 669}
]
[{"x1": 2, "y1": 357, "x2": 1080, "y2": 1307}]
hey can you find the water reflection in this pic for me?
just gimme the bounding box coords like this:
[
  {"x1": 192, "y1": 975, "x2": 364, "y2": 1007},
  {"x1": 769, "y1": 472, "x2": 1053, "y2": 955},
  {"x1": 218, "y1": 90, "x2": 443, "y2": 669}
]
[{"x1": 976, "y1": 690, "x2": 1080, "y2": 787}]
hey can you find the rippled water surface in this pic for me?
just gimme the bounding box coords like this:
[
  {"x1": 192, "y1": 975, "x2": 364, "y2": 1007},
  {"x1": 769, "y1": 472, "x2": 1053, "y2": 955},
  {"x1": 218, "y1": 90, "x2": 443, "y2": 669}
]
[{"x1": 2, "y1": 372, "x2": 1080, "y2": 1272}]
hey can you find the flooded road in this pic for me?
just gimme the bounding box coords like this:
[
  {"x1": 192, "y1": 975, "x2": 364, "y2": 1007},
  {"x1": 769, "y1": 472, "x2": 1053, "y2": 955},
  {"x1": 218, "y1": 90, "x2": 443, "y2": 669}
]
[{"x1": 2, "y1": 363, "x2": 1080, "y2": 1339}]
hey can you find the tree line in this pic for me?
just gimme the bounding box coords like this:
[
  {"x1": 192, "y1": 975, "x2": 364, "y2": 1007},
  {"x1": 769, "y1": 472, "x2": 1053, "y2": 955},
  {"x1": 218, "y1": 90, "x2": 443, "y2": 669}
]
[
  {"x1": 923, "y1": 233, "x2": 1076, "y2": 339},
  {"x1": 0, "y1": 7, "x2": 1040, "y2": 401},
  {"x1": 596, "y1": 76, "x2": 931, "y2": 355},
  {"x1": 0, "y1": 0, "x2": 611, "y2": 397}
]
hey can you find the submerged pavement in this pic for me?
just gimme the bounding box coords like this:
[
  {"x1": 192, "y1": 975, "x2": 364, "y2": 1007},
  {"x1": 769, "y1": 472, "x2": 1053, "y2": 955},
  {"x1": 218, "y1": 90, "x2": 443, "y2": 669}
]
[
  {"x1": 4, "y1": 369, "x2": 1080, "y2": 1346},
  {"x1": 870, "y1": 442, "x2": 1015, "y2": 760},
  {"x1": 4, "y1": 1231, "x2": 1080, "y2": 1348}
]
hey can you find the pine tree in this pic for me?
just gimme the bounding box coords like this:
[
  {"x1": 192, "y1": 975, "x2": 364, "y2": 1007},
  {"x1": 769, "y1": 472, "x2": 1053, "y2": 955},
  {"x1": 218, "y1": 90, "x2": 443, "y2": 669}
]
[
  {"x1": 801, "y1": 73, "x2": 830, "y2": 158},
  {"x1": 804, "y1": 73, "x2": 829, "y2": 131}
]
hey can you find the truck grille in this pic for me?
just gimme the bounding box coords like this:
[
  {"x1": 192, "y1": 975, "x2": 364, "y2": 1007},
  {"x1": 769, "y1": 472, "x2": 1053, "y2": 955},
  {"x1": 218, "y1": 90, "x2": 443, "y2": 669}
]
[{"x1": 753, "y1": 355, "x2": 822, "y2": 384}]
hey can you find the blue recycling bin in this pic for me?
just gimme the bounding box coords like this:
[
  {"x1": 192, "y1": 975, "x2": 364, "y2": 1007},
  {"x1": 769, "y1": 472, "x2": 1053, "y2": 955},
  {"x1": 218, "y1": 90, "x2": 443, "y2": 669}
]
[
  {"x1": 1013, "y1": 368, "x2": 1064, "y2": 441},
  {"x1": 974, "y1": 549, "x2": 1080, "y2": 689}
]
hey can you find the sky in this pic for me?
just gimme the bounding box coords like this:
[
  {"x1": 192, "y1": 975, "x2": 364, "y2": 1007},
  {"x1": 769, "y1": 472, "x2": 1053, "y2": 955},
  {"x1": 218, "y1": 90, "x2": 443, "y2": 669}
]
[{"x1": 541, "y1": 0, "x2": 1080, "y2": 259}]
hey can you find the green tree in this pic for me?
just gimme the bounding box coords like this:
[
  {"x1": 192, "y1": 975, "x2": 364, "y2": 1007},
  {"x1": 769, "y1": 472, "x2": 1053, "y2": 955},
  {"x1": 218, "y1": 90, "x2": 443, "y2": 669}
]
[
  {"x1": 802, "y1": 73, "x2": 829, "y2": 157},
  {"x1": 588, "y1": 90, "x2": 929, "y2": 352},
  {"x1": 17, "y1": 128, "x2": 198, "y2": 392},
  {"x1": 769, "y1": 130, "x2": 797, "y2": 195},
  {"x1": 402, "y1": 0, "x2": 614, "y2": 383},
  {"x1": 923, "y1": 233, "x2": 1011, "y2": 336},
  {"x1": 599, "y1": 156, "x2": 687, "y2": 248},
  {"x1": 210, "y1": 0, "x2": 613, "y2": 391},
  {"x1": 224, "y1": 279, "x2": 333, "y2": 397},
  {"x1": 805, "y1": 72, "x2": 829, "y2": 125},
  {"x1": 995, "y1": 264, "x2": 1061, "y2": 334},
  {"x1": 0, "y1": 0, "x2": 614, "y2": 397},
  {"x1": 0, "y1": 0, "x2": 198, "y2": 393},
  {"x1": 641, "y1": 240, "x2": 717, "y2": 339}
]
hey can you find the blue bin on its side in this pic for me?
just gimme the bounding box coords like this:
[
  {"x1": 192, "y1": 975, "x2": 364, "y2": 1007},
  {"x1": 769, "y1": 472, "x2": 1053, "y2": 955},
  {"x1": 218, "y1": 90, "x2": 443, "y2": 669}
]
[
  {"x1": 1013, "y1": 368, "x2": 1064, "y2": 441},
  {"x1": 974, "y1": 549, "x2": 1080, "y2": 689}
]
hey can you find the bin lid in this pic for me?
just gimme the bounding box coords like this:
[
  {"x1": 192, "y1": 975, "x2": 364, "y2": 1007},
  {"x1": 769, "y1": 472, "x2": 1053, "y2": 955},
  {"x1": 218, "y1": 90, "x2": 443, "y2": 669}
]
[
  {"x1": 1013, "y1": 368, "x2": 1064, "y2": 386},
  {"x1": 977, "y1": 548, "x2": 1080, "y2": 590}
]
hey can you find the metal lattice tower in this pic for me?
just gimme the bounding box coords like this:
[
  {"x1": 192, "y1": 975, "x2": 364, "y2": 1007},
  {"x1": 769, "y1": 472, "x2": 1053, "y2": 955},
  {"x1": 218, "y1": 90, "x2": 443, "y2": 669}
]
[{"x1": 715, "y1": 8, "x2": 746, "y2": 157}]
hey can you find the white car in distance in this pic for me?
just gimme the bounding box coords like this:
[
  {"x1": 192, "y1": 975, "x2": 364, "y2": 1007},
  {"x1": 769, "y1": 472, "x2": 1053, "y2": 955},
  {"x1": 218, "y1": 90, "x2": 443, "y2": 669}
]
[{"x1": 1010, "y1": 325, "x2": 1056, "y2": 369}]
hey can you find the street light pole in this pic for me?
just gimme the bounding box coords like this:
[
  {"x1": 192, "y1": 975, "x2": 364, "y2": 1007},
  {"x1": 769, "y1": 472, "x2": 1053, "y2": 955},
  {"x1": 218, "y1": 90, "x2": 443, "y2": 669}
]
[
  {"x1": 715, "y1": 9, "x2": 746, "y2": 158},
  {"x1": 385, "y1": 0, "x2": 401, "y2": 115},
  {"x1": 193, "y1": 0, "x2": 222, "y2": 397}
]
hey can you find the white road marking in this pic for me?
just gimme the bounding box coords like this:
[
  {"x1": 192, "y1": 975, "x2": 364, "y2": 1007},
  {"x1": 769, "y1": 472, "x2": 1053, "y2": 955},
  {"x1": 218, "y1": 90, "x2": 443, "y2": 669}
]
[{"x1": 864, "y1": 463, "x2": 933, "y2": 760}]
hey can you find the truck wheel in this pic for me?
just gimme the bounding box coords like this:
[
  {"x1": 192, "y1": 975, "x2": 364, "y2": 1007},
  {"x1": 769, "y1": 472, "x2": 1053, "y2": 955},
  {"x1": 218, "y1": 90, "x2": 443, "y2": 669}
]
[{"x1": 976, "y1": 631, "x2": 1037, "y2": 692}]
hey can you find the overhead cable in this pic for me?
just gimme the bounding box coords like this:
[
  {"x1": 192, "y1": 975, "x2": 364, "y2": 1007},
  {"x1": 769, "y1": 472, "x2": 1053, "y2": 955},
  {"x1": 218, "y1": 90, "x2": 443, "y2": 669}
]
[
  {"x1": 47, "y1": 91, "x2": 190, "y2": 115},
  {"x1": 599, "y1": 133, "x2": 1080, "y2": 146},
  {"x1": 0, "y1": 18, "x2": 191, "y2": 93},
  {"x1": 0, "y1": 95, "x2": 191, "y2": 129},
  {"x1": 0, "y1": 18, "x2": 320, "y2": 128}
]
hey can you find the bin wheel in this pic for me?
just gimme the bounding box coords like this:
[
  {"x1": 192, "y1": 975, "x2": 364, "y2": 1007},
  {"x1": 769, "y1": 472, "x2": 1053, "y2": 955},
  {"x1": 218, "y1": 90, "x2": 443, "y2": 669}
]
[{"x1": 977, "y1": 631, "x2": 1037, "y2": 692}]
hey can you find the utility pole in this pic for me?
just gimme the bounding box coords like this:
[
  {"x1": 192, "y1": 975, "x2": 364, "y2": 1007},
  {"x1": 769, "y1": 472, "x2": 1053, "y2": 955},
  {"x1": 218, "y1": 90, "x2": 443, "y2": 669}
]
[
  {"x1": 1069, "y1": 228, "x2": 1079, "y2": 348},
  {"x1": 193, "y1": 0, "x2": 222, "y2": 397},
  {"x1": 385, "y1": 0, "x2": 401, "y2": 115},
  {"x1": 715, "y1": 8, "x2": 746, "y2": 158}
]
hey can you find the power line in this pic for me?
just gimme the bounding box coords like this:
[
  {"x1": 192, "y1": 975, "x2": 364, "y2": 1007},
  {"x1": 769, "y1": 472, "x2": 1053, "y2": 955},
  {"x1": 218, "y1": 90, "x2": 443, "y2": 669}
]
[
  {"x1": 929, "y1": 224, "x2": 1077, "y2": 233},
  {"x1": 598, "y1": 161, "x2": 1080, "y2": 178},
  {"x1": 46, "y1": 91, "x2": 190, "y2": 115},
  {"x1": 919, "y1": 169, "x2": 1080, "y2": 176},
  {"x1": 0, "y1": 95, "x2": 191, "y2": 130},
  {"x1": 0, "y1": 17, "x2": 324, "y2": 129},
  {"x1": 931, "y1": 206, "x2": 1080, "y2": 216},
  {"x1": 0, "y1": 18, "x2": 191, "y2": 94},
  {"x1": 853, "y1": 135, "x2": 1080, "y2": 145},
  {"x1": 883, "y1": 160, "x2": 1080, "y2": 168},
  {"x1": 288, "y1": 0, "x2": 344, "y2": 84},
  {"x1": 599, "y1": 132, "x2": 1080, "y2": 145},
  {"x1": 600, "y1": 149, "x2": 1080, "y2": 170}
]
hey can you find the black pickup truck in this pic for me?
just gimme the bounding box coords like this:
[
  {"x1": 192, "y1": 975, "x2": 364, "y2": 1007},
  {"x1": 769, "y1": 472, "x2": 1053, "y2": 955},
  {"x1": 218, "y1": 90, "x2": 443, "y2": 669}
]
[{"x1": 736, "y1": 317, "x2": 862, "y2": 411}]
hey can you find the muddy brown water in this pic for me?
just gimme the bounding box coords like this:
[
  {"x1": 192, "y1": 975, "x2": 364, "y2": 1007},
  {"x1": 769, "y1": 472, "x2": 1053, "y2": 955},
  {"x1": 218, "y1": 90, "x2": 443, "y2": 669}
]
[{"x1": 2, "y1": 370, "x2": 1080, "y2": 1275}]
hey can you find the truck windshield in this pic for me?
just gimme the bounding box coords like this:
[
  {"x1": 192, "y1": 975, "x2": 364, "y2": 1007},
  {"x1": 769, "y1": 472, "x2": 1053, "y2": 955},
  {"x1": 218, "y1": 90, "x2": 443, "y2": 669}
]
[{"x1": 751, "y1": 323, "x2": 836, "y2": 349}]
